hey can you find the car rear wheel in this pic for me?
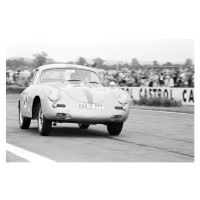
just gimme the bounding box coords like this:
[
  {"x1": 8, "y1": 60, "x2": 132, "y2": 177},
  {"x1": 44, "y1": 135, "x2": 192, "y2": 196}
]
[
  {"x1": 19, "y1": 104, "x2": 31, "y2": 129},
  {"x1": 38, "y1": 103, "x2": 52, "y2": 136},
  {"x1": 78, "y1": 124, "x2": 90, "y2": 129},
  {"x1": 107, "y1": 122, "x2": 123, "y2": 136}
]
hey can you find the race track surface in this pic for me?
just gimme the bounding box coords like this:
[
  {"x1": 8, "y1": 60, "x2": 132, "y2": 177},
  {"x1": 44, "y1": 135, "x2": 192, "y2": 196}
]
[{"x1": 6, "y1": 96, "x2": 194, "y2": 162}]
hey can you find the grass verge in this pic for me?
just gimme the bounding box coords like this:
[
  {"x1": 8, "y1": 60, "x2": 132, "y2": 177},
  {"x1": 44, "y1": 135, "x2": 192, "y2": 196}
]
[
  {"x1": 133, "y1": 97, "x2": 182, "y2": 107},
  {"x1": 131, "y1": 97, "x2": 194, "y2": 114}
]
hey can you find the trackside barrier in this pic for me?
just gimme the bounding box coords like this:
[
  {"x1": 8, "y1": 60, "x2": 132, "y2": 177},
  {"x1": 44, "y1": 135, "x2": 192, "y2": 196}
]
[
  {"x1": 120, "y1": 87, "x2": 194, "y2": 105},
  {"x1": 6, "y1": 86, "x2": 194, "y2": 105}
]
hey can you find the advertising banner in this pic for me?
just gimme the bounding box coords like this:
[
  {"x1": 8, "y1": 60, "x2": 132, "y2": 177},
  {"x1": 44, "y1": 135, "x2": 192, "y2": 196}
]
[{"x1": 120, "y1": 87, "x2": 194, "y2": 105}]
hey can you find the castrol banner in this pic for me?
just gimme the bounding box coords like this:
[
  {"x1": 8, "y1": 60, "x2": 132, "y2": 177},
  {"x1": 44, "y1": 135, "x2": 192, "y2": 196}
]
[{"x1": 120, "y1": 87, "x2": 194, "y2": 105}]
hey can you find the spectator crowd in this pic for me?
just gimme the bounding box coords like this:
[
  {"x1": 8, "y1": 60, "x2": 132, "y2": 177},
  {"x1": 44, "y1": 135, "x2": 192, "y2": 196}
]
[
  {"x1": 6, "y1": 66, "x2": 194, "y2": 88},
  {"x1": 6, "y1": 69, "x2": 32, "y2": 87},
  {"x1": 100, "y1": 66, "x2": 194, "y2": 88}
]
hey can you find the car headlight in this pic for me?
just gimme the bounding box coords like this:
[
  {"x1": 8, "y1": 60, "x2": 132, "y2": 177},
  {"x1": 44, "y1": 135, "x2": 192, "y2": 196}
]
[
  {"x1": 47, "y1": 89, "x2": 61, "y2": 102},
  {"x1": 116, "y1": 90, "x2": 130, "y2": 105}
]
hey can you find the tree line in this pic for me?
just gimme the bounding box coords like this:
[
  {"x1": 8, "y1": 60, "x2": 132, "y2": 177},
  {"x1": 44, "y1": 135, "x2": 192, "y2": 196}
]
[{"x1": 6, "y1": 51, "x2": 194, "y2": 71}]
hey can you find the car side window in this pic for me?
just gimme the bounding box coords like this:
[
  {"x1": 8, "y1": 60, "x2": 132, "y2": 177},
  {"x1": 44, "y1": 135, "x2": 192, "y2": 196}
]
[{"x1": 32, "y1": 70, "x2": 40, "y2": 85}]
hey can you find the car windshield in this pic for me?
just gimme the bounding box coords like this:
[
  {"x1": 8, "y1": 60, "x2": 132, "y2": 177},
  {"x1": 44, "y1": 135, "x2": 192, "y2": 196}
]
[{"x1": 41, "y1": 68, "x2": 100, "y2": 84}]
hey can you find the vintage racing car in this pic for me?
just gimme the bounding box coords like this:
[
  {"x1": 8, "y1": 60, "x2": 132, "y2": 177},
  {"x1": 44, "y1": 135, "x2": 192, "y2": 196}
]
[{"x1": 19, "y1": 64, "x2": 130, "y2": 136}]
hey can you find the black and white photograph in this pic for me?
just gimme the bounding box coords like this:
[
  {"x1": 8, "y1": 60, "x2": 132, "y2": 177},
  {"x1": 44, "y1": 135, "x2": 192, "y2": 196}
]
[
  {"x1": 6, "y1": 39, "x2": 194, "y2": 162},
  {"x1": 1, "y1": 0, "x2": 199, "y2": 200}
]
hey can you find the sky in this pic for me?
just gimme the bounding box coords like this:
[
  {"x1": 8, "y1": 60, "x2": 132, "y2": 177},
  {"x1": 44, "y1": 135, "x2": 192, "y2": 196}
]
[
  {"x1": 6, "y1": 39, "x2": 194, "y2": 64},
  {"x1": 5, "y1": 0, "x2": 196, "y2": 65}
]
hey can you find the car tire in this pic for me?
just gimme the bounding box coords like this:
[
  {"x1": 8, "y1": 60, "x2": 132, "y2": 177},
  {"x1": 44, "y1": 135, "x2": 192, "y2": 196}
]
[
  {"x1": 38, "y1": 103, "x2": 52, "y2": 136},
  {"x1": 78, "y1": 124, "x2": 90, "y2": 129},
  {"x1": 107, "y1": 122, "x2": 123, "y2": 136},
  {"x1": 19, "y1": 103, "x2": 31, "y2": 129}
]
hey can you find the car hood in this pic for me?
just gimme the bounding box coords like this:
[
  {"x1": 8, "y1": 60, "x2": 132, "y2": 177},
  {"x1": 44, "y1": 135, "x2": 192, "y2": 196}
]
[{"x1": 49, "y1": 82, "x2": 106, "y2": 104}]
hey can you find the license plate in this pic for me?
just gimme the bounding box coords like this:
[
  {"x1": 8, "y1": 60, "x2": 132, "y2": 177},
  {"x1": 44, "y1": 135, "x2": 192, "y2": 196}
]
[{"x1": 79, "y1": 104, "x2": 104, "y2": 110}]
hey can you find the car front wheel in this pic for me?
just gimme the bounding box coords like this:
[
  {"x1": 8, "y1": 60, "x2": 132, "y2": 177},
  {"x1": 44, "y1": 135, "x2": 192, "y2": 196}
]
[
  {"x1": 38, "y1": 104, "x2": 52, "y2": 136},
  {"x1": 19, "y1": 104, "x2": 31, "y2": 129},
  {"x1": 107, "y1": 122, "x2": 123, "y2": 136},
  {"x1": 78, "y1": 124, "x2": 90, "y2": 129}
]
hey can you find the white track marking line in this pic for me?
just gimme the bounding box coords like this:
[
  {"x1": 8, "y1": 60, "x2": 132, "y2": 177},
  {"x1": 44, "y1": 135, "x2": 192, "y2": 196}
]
[
  {"x1": 130, "y1": 108, "x2": 194, "y2": 115},
  {"x1": 6, "y1": 143, "x2": 55, "y2": 163}
]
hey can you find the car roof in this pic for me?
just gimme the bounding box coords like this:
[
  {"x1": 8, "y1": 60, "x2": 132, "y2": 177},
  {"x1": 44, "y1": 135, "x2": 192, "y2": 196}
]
[{"x1": 37, "y1": 64, "x2": 97, "y2": 73}]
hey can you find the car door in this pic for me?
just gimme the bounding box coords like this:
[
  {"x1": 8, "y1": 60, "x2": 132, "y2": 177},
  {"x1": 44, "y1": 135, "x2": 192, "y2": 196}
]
[{"x1": 22, "y1": 70, "x2": 41, "y2": 117}]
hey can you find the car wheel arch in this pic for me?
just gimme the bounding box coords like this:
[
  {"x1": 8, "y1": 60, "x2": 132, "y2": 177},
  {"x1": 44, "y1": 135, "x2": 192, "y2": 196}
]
[{"x1": 32, "y1": 96, "x2": 41, "y2": 119}]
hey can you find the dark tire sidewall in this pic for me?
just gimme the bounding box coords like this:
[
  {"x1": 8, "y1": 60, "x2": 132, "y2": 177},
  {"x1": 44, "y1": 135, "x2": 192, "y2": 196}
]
[
  {"x1": 19, "y1": 103, "x2": 31, "y2": 129},
  {"x1": 78, "y1": 124, "x2": 90, "y2": 129},
  {"x1": 38, "y1": 104, "x2": 52, "y2": 136},
  {"x1": 107, "y1": 122, "x2": 123, "y2": 136}
]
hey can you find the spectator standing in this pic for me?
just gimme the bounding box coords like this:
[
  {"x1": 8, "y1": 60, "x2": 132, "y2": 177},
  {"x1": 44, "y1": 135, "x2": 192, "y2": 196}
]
[
  {"x1": 9, "y1": 71, "x2": 14, "y2": 83},
  {"x1": 176, "y1": 77, "x2": 183, "y2": 87},
  {"x1": 192, "y1": 73, "x2": 194, "y2": 87},
  {"x1": 159, "y1": 73, "x2": 164, "y2": 86},
  {"x1": 148, "y1": 77, "x2": 153, "y2": 87},
  {"x1": 164, "y1": 75, "x2": 170, "y2": 87},
  {"x1": 152, "y1": 81, "x2": 158, "y2": 87},
  {"x1": 119, "y1": 79, "x2": 126, "y2": 87},
  {"x1": 6, "y1": 72, "x2": 10, "y2": 85},
  {"x1": 13, "y1": 71, "x2": 16, "y2": 82},
  {"x1": 168, "y1": 75, "x2": 174, "y2": 87},
  {"x1": 172, "y1": 70, "x2": 178, "y2": 85}
]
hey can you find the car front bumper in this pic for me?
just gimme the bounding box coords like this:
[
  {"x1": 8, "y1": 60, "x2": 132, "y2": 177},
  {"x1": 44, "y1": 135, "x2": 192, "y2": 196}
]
[{"x1": 42, "y1": 98, "x2": 130, "y2": 124}]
